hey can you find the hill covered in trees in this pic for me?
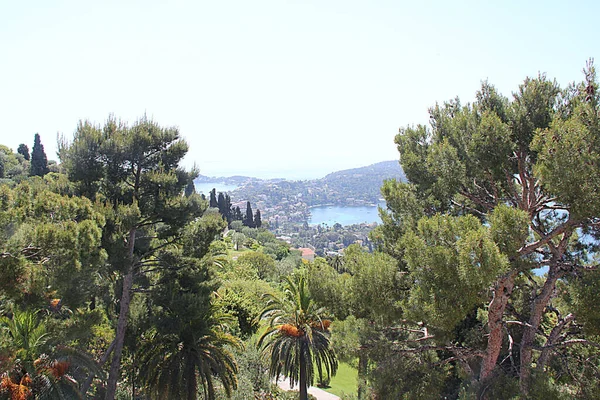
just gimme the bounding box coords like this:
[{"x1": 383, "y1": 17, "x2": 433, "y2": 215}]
[{"x1": 198, "y1": 160, "x2": 404, "y2": 207}]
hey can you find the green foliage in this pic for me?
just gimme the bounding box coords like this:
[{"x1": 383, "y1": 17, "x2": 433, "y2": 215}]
[
  {"x1": 533, "y1": 102, "x2": 600, "y2": 218},
  {"x1": 488, "y1": 204, "x2": 530, "y2": 257},
  {"x1": 259, "y1": 275, "x2": 338, "y2": 399},
  {"x1": 236, "y1": 251, "x2": 277, "y2": 281},
  {"x1": 368, "y1": 349, "x2": 448, "y2": 400},
  {"x1": 0, "y1": 309, "x2": 49, "y2": 368},
  {"x1": 402, "y1": 214, "x2": 507, "y2": 334},
  {"x1": 216, "y1": 279, "x2": 277, "y2": 338},
  {"x1": 0, "y1": 146, "x2": 30, "y2": 184},
  {"x1": 330, "y1": 317, "x2": 362, "y2": 364},
  {"x1": 17, "y1": 144, "x2": 29, "y2": 161},
  {"x1": 569, "y1": 269, "x2": 600, "y2": 336},
  {"x1": 244, "y1": 201, "x2": 254, "y2": 228},
  {"x1": 307, "y1": 258, "x2": 351, "y2": 320},
  {"x1": 378, "y1": 62, "x2": 600, "y2": 398},
  {"x1": 345, "y1": 247, "x2": 404, "y2": 324},
  {"x1": 29, "y1": 133, "x2": 49, "y2": 177},
  {"x1": 138, "y1": 255, "x2": 241, "y2": 400},
  {"x1": 0, "y1": 182, "x2": 106, "y2": 307}
]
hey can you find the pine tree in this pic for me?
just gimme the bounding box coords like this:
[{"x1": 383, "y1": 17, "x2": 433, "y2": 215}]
[
  {"x1": 59, "y1": 115, "x2": 205, "y2": 400},
  {"x1": 243, "y1": 201, "x2": 254, "y2": 228},
  {"x1": 254, "y1": 209, "x2": 262, "y2": 228},
  {"x1": 30, "y1": 133, "x2": 49, "y2": 177},
  {"x1": 17, "y1": 144, "x2": 30, "y2": 160}
]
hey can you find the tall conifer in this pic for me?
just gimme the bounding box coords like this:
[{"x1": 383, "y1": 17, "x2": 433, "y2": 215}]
[
  {"x1": 17, "y1": 144, "x2": 30, "y2": 160},
  {"x1": 254, "y1": 209, "x2": 262, "y2": 228},
  {"x1": 209, "y1": 188, "x2": 218, "y2": 208},
  {"x1": 243, "y1": 201, "x2": 254, "y2": 228},
  {"x1": 30, "y1": 133, "x2": 49, "y2": 176}
]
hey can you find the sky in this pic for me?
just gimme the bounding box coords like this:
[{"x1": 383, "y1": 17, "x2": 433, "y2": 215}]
[{"x1": 1, "y1": 1, "x2": 598, "y2": 179}]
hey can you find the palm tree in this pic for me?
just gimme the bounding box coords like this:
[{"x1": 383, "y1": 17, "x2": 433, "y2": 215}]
[
  {"x1": 258, "y1": 275, "x2": 338, "y2": 400},
  {"x1": 0, "y1": 308, "x2": 101, "y2": 399},
  {"x1": 138, "y1": 322, "x2": 240, "y2": 400},
  {"x1": 137, "y1": 257, "x2": 241, "y2": 400}
]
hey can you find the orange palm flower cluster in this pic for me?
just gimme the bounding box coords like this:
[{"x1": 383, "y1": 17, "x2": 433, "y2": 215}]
[
  {"x1": 310, "y1": 320, "x2": 331, "y2": 331},
  {"x1": 0, "y1": 373, "x2": 32, "y2": 400},
  {"x1": 34, "y1": 356, "x2": 70, "y2": 379},
  {"x1": 48, "y1": 361, "x2": 70, "y2": 379},
  {"x1": 279, "y1": 324, "x2": 304, "y2": 337},
  {"x1": 49, "y1": 299, "x2": 61, "y2": 309}
]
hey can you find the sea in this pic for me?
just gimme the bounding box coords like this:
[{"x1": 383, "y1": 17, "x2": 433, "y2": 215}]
[{"x1": 308, "y1": 205, "x2": 381, "y2": 226}]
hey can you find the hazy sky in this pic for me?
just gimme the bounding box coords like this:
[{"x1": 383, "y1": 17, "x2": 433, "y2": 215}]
[{"x1": 1, "y1": 1, "x2": 598, "y2": 179}]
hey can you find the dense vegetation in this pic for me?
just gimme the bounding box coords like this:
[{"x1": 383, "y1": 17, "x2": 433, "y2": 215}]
[{"x1": 1, "y1": 63, "x2": 600, "y2": 400}]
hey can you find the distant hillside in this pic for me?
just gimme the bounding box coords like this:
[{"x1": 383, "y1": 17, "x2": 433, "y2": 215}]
[
  {"x1": 315, "y1": 160, "x2": 405, "y2": 205},
  {"x1": 322, "y1": 160, "x2": 405, "y2": 182}
]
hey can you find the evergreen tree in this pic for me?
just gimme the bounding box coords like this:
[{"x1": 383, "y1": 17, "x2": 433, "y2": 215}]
[
  {"x1": 216, "y1": 192, "x2": 233, "y2": 224},
  {"x1": 376, "y1": 63, "x2": 600, "y2": 397},
  {"x1": 254, "y1": 209, "x2": 262, "y2": 228},
  {"x1": 59, "y1": 115, "x2": 204, "y2": 400},
  {"x1": 184, "y1": 180, "x2": 196, "y2": 197},
  {"x1": 17, "y1": 144, "x2": 30, "y2": 160},
  {"x1": 243, "y1": 201, "x2": 254, "y2": 228},
  {"x1": 209, "y1": 188, "x2": 218, "y2": 208},
  {"x1": 224, "y1": 194, "x2": 233, "y2": 224},
  {"x1": 30, "y1": 133, "x2": 49, "y2": 177},
  {"x1": 0, "y1": 155, "x2": 4, "y2": 178},
  {"x1": 233, "y1": 206, "x2": 243, "y2": 221},
  {"x1": 217, "y1": 192, "x2": 227, "y2": 218}
]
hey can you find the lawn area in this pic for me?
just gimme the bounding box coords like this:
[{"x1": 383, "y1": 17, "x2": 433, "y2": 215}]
[
  {"x1": 321, "y1": 362, "x2": 358, "y2": 397},
  {"x1": 227, "y1": 248, "x2": 248, "y2": 259}
]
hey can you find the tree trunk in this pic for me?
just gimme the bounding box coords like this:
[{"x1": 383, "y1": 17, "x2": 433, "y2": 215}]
[
  {"x1": 480, "y1": 271, "x2": 516, "y2": 380},
  {"x1": 519, "y1": 265, "x2": 562, "y2": 395},
  {"x1": 105, "y1": 228, "x2": 136, "y2": 400},
  {"x1": 81, "y1": 338, "x2": 116, "y2": 396},
  {"x1": 537, "y1": 313, "x2": 574, "y2": 372},
  {"x1": 299, "y1": 357, "x2": 308, "y2": 400},
  {"x1": 357, "y1": 348, "x2": 368, "y2": 400}
]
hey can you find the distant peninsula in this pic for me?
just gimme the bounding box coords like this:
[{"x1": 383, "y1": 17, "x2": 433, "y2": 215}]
[{"x1": 195, "y1": 160, "x2": 406, "y2": 226}]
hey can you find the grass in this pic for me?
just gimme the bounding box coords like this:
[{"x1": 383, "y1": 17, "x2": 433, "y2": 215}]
[{"x1": 319, "y1": 362, "x2": 358, "y2": 397}]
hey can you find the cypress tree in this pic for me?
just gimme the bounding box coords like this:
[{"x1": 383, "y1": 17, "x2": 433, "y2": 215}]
[
  {"x1": 233, "y1": 206, "x2": 243, "y2": 221},
  {"x1": 184, "y1": 180, "x2": 196, "y2": 197},
  {"x1": 243, "y1": 201, "x2": 254, "y2": 228},
  {"x1": 17, "y1": 144, "x2": 30, "y2": 160},
  {"x1": 30, "y1": 133, "x2": 49, "y2": 176},
  {"x1": 224, "y1": 194, "x2": 233, "y2": 223},
  {"x1": 217, "y1": 193, "x2": 233, "y2": 224},
  {"x1": 217, "y1": 192, "x2": 227, "y2": 218},
  {"x1": 254, "y1": 209, "x2": 262, "y2": 228},
  {"x1": 0, "y1": 155, "x2": 4, "y2": 178},
  {"x1": 209, "y1": 188, "x2": 218, "y2": 208}
]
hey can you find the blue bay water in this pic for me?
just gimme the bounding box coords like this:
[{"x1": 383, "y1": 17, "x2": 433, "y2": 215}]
[{"x1": 309, "y1": 205, "x2": 381, "y2": 226}]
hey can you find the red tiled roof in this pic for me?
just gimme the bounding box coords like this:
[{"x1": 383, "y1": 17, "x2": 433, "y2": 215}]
[{"x1": 298, "y1": 247, "x2": 315, "y2": 256}]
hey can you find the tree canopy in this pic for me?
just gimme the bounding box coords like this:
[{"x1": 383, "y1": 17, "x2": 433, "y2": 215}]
[{"x1": 375, "y1": 61, "x2": 600, "y2": 398}]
